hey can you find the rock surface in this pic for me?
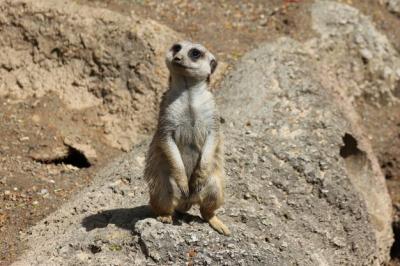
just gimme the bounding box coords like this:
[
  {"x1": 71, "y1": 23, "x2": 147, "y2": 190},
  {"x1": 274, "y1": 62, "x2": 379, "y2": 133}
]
[
  {"x1": 310, "y1": 1, "x2": 400, "y2": 105},
  {"x1": 11, "y1": 1, "x2": 394, "y2": 265},
  {"x1": 307, "y1": 1, "x2": 397, "y2": 260}
]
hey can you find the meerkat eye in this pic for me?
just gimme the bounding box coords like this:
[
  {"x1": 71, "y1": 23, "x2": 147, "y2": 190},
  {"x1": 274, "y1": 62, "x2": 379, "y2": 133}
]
[
  {"x1": 188, "y1": 48, "x2": 203, "y2": 61},
  {"x1": 171, "y1": 44, "x2": 182, "y2": 54}
]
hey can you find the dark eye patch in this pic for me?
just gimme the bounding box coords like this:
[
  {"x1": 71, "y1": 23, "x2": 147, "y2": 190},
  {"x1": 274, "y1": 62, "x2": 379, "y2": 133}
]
[
  {"x1": 188, "y1": 48, "x2": 204, "y2": 61},
  {"x1": 170, "y1": 44, "x2": 182, "y2": 55}
]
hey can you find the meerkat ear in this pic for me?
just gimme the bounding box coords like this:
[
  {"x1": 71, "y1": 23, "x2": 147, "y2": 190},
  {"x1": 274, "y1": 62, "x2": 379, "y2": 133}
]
[{"x1": 210, "y1": 59, "x2": 218, "y2": 74}]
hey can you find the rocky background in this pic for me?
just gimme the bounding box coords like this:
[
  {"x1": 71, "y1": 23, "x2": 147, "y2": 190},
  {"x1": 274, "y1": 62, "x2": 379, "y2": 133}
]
[{"x1": 1, "y1": 0, "x2": 400, "y2": 265}]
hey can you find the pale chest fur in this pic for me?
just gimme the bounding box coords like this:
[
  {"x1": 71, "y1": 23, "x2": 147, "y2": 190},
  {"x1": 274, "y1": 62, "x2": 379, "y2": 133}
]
[{"x1": 164, "y1": 87, "x2": 216, "y2": 147}]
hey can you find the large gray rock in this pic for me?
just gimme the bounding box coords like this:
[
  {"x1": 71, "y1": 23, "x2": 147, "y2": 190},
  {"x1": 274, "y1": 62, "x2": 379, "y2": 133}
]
[
  {"x1": 309, "y1": 1, "x2": 400, "y2": 105},
  {"x1": 307, "y1": 1, "x2": 397, "y2": 260},
  {"x1": 219, "y1": 38, "x2": 390, "y2": 265}
]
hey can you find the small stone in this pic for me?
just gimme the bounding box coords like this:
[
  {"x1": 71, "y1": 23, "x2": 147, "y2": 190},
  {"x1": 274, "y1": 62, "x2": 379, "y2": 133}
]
[
  {"x1": 38, "y1": 189, "x2": 48, "y2": 195},
  {"x1": 360, "y1": 48, "x2": 372, "y2": 61},
  {"x1": 190, "y1": 234, "x2": 198, "y2": 242},
  {"x1": 332, "y1": 237, "x2": 346, "y2": 247}
]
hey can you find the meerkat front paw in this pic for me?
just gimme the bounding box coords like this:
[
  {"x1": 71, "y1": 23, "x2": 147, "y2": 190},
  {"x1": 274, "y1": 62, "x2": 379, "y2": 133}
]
[
  {"x1": 176, "y1": 178, "x2": 190, "y2": 198},
  {"x1": 190, "y1": 176, "x2": 208, "y2": 193},
  {"x1": 197, "y1": 162, "x2": 212, "y2": 178}
]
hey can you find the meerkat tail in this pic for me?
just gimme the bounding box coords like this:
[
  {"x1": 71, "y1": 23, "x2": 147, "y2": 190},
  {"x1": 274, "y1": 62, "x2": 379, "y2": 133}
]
[{"x1": 207, "y1": 216, "x2": 231, "y2": 236}]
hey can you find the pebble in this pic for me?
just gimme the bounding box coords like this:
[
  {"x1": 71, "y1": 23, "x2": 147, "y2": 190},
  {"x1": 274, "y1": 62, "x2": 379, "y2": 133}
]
[
  {"x1": 38, "y1": 189, "x2": 49, "y2": 195},
  {"x1": 19, "y1": 136, "x2": 30, "y2": 141},
  {"x1": 359, "y1": 48, "x2": 372, "y2": 61}
]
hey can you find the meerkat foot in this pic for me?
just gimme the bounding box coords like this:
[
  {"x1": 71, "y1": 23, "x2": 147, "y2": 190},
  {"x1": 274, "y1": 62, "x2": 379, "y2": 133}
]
[
  {"x1": 157, "y1": 215, "x2": 173, "y2": 224},
  {"x1": 207, "y1": 216, "x2": 231, "y2": 236}
]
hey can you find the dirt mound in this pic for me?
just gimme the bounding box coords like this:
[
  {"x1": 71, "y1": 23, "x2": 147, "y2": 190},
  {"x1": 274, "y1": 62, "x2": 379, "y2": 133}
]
[{"x1": 0, "y1": 0, "x2": 181, "y2": 151}]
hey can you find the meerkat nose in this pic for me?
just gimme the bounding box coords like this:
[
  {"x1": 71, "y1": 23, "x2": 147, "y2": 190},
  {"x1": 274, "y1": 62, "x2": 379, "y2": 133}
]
[{"x1": 173, "y1": 55, "x2": 183, "y2": 62}]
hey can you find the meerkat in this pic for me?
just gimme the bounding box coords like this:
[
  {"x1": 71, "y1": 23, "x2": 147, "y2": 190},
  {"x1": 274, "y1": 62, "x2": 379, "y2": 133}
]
[{"x1": 144, "y1": 41, "x2": 230, "y2": 236}]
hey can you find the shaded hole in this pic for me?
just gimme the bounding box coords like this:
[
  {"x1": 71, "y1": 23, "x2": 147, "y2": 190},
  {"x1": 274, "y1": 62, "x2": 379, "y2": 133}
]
[
  {"x1": 51, "y1": 47, "x2": 62, "y2": 58},
  {"x1": 382, "y1": 160, "x2": 394, "y2": 179},
  {"x1": 283, "y1": 18, "x2": 289, "y2": 25},
  {"x1": 361, "y1": 56, "x2": 369, "y2": 65},
  {"x1": 391, "y1": 221, "x2": 400, "y2": 259},
  {"x1": 89, "y1": 244, "x2": 101, "y2": 254},
  {"x1": 340, "y1": 133, "x2": 362, "y2": 158},
  {"x1": 34, "y1": 146, "x2": 91, "y2": 168}
]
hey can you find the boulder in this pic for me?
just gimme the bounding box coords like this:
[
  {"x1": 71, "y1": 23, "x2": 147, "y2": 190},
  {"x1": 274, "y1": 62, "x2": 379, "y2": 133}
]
[{"x1": 307, "y1": 1, "x2": 397, "y2": 260}]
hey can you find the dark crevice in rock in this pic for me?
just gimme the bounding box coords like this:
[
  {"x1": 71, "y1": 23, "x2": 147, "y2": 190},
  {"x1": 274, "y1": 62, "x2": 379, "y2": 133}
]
[
  {"x1": 391, "y1": 221, "x2": 400, "y2": 259},
  {"x1": 33, "y1": 146, "x2": 91, "y2": 168},
  {"x1": 89, "y1": 244, "x2": 101, "y2": 254},
  {"x1": 340, "y1": 133, "x2": 363, "y2": 158},
  {"x1": 382, "y1": 160, "x2": 394, "y2": 180},
  {"x1": 137, "y1": 236, "x2": 150, "y2": 259}
]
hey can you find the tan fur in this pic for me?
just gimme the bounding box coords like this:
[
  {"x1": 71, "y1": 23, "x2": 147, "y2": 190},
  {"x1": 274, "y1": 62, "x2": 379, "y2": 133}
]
[{"x1": 144, "y1": 41, "x2": 230, "y2": 236}]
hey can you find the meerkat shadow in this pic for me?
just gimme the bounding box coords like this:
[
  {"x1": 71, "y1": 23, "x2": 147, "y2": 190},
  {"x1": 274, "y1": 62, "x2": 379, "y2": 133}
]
[
  {"x1": 174, "y1": 211, "x2": 204, "y2": 225},
  {"x1": 81, "y1": 205, "x2": 205, "y2": 231},
  {"x1": 81, "y1": 205, "x2": 153, "y2": 232}
]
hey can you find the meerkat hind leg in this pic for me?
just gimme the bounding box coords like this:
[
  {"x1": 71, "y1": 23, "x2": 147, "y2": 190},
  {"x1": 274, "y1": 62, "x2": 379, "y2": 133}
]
[
  {"x1": 149, "y1": 185, "x2": 176, "y2": 224},
  {"x1": 151, "y1": 201, "x2": 175, "y2": 224},
  {"x1": 200, "y1": 207, "x2": 231, "y2": 236}
]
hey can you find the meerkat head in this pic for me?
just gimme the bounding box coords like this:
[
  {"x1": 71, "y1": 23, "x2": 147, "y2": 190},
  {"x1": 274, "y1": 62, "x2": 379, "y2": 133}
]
[{"x1": 166, "y1": 41, "x2": 217, "y2": 81}]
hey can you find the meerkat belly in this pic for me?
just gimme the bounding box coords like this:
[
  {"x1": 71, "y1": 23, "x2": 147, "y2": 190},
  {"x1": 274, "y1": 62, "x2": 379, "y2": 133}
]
[
  {"x1": 168, "y1": 89, "x2": 215, "y2": 178},
  {"x1": 174, "y1": 119, "x2": 208, "y2": 178}
]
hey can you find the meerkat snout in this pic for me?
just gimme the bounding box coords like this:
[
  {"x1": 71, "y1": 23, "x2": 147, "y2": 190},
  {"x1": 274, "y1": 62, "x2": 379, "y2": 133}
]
[{"x1": 166, "y1": 41, "x2": 218, "y2": 80}]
